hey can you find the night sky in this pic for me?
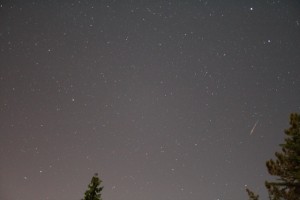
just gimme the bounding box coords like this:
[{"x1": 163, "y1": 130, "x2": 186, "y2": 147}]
[{"x1": 1, "y1": 1, "x2": 300, "y2": 200}]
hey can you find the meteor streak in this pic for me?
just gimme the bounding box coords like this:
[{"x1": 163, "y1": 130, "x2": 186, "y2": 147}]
[{"x1": 250, "y1": 120, "x2": 259, "y2": 135}]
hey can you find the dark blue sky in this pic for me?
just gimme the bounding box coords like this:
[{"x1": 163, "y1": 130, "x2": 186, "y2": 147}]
[{"x1": 1, "y1": 1, "x2": 300, "y2": 200}]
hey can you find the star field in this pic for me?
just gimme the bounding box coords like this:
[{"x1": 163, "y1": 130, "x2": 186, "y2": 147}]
[{"x1": 1, "y1": 1, "x2": 300, "y2": 200}]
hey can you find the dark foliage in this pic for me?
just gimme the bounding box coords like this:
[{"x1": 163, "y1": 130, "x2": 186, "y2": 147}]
[
  {"x1": 247, "y1": 113, "x2": 300, "y2": 200},
  {"x1": 82, "y1": 173, "x2": 104, "y2": 200}
]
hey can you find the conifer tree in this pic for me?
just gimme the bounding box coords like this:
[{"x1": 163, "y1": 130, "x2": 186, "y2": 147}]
[
  {"x1": 82, "y1": 173, "x2": 104, "y2": 200},
  {"x1": 265, "y1": 113, "x2": 300, "y2": 199},
  {"x1": 247, "y1": 113, "x2": 300, "y2": 200}
]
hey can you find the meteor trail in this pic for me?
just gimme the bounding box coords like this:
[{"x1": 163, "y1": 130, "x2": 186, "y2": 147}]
[{"x1": 250, "y1": 120, "x2": 259, "y2": 135}]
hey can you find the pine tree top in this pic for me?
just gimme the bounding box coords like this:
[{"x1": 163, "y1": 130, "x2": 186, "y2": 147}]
[{"x1": 82, "y1": 173, "x2": 104, "y2": 200}]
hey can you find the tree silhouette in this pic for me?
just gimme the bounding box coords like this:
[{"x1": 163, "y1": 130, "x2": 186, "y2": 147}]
[
  {"x1": 265, "y1": 113, "x2": 300, "y2": 199},
  {"x1": 247, "y1": 113, "x2": 300, "y2": 200},
  {"x1": 82, "y1": 173, "x2": 104, "y2": 200}
]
